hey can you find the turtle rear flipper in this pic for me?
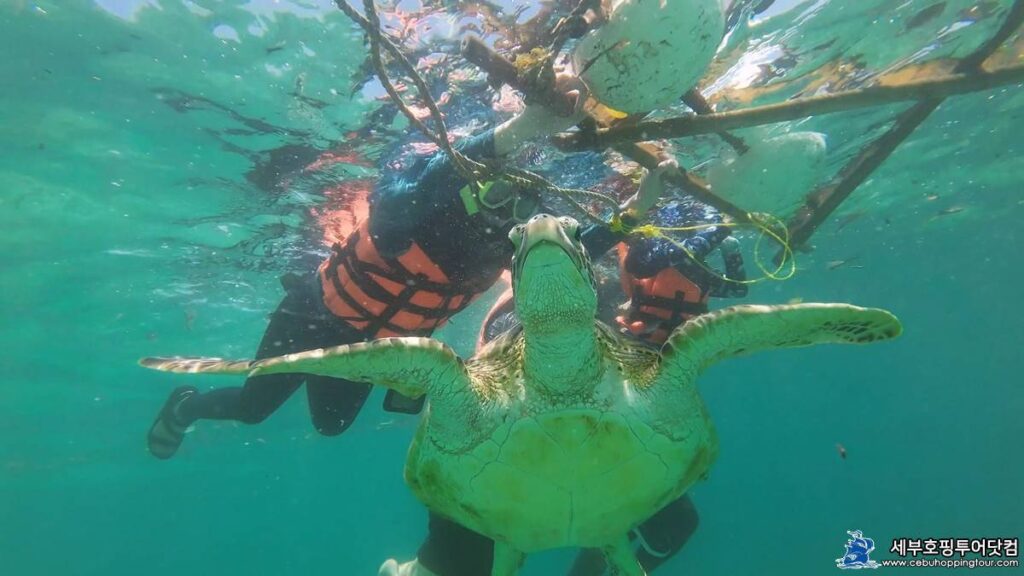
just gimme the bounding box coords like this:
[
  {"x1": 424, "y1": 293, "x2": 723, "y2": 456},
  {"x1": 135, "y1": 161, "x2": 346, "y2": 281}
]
[
  {"x1": 602, "y1": 535, "x2": 646, "y2": 575},
  {"x1": 141, "y1": 337, "x2": 471, "y2": 403},
  {"x1": 656, "y1": 303, "x2": 902, "y2": 384},
  {"x1": 491, "y1": 543, "x2": 525, "y2": 576}
]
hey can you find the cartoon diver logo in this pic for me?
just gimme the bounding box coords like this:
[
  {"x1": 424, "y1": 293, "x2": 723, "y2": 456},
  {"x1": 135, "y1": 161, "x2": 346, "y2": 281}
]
[{"x1": 836, "y1": 530, "x2": 881, "y2": 569}]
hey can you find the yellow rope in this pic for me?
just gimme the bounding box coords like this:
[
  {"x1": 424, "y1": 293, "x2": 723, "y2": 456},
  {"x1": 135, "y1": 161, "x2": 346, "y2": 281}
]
[{"x1": 629, "y1": 212, "x2": 796, "y2": 285}]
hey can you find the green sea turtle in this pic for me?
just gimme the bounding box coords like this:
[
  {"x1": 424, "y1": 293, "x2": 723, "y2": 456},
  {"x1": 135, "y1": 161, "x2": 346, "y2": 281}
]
[{"x1": 141, "y1": 214, "x2": 902, "y2": 575}]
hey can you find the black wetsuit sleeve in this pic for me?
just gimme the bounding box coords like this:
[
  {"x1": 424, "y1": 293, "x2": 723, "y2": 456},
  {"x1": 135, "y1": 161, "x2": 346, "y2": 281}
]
[
  {"x1": 707, "y1": 238, "x2": 749, "y2": 298},
  {"x1": 371, "y1": 130, "x2": 497, "y2": 256},
  {"x1": 580, "y1": 221, "x2": 627, "y2": 259}
]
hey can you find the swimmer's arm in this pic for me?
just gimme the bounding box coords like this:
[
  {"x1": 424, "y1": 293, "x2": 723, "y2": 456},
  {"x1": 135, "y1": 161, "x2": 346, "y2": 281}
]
[
  {"x1": 379, "y1": 68, "x2": 586, "y2": 209},
  {"x1": 707, "y1": 237, "x2": 748, "y2": 298},
  {"x1": 621, "y1": 159, "x2": 678, "y2": 220},
  {"x1": 579, "y1": 223, "x2": 628, "y2": 258},
  {"x1": 493, "y1": 75, "x2": 588, "y2": 155},
  {"x1": 578, "y1": 160, "x2": 679, "y2": 257}
]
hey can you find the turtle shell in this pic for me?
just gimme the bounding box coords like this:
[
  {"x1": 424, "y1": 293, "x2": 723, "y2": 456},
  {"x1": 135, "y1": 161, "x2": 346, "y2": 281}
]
[{"x1": 404, "y1": 368, "x2": 719, "y2": 552}]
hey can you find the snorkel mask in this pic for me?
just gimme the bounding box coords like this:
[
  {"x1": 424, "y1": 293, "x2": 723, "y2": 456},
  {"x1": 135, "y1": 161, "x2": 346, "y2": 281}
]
[{"x1": 460, "y1": 178, "x2": 541, "y2": 227}]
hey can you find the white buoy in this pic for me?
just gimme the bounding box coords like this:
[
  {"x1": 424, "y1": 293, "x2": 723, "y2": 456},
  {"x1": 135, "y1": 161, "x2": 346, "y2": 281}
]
[
  {"x1": 706, "y1": 131, "x2": 828, "y2": 215},
  {"x1": 572, "y1": 0, "x2": 725, "y2": 114}
]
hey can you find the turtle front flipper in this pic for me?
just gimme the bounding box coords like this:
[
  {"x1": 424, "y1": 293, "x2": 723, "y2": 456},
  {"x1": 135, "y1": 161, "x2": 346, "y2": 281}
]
[
  {"x1": 656, "y1": 303, "x2": 902, "y2": 383},
  {"x1": 603, "y1": 535, "x2": 646, "y2": 575},
  {"x1": 140, "y1": 337, "x2": 469, "y2": 401},
  {"x1": 491, "y1": 543, "x2": 525, "y2": 576}
]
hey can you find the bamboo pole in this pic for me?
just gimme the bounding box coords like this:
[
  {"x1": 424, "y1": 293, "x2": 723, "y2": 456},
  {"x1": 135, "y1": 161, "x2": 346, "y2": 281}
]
[{"x1": 553, "y1": 63, "x2": 1024, "y2": 151}]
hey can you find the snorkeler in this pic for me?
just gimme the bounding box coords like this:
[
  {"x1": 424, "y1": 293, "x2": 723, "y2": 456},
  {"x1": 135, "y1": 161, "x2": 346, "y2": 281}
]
[
  {"x1": 146, "y1": 76, "x2": 668, "y2": 460},
  {"x1": 614, "y1": 196, "x2": 748, "y2": 344}
]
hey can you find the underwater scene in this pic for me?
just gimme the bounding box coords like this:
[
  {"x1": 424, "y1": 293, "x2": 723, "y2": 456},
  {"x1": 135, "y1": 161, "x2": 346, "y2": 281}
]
[{"x1": 2, "y1": 0, "x2": 1022, "y2": 574}]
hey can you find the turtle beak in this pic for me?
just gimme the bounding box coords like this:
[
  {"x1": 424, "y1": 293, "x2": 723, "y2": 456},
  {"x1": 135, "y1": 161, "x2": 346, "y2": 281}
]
[
  {"x1": 509, "y1": 214, "x2": 596, "y2": 329},
  {"x1": 512, "y1": 213, "x2": 578, "y2": 263}
]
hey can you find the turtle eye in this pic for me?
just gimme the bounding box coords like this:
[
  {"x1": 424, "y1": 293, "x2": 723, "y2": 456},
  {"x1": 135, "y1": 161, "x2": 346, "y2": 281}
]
[
  {"x1": 508, "y1": 224, "x2": 525, "y2": 247},
  {"x1": 558, "y1": 216, "x2": 579, "y2": 239}
]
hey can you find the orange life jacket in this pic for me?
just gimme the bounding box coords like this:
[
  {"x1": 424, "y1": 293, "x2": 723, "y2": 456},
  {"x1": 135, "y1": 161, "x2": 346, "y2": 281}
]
[
  {"x1": 319, "y1": 220, "x2": 498, "y2": 338},
  {"x1": 616, "y1": 243, "x2": 709, "y2": 345}
]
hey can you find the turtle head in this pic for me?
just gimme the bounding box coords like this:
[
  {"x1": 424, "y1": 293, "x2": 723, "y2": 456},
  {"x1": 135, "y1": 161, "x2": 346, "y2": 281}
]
[{"x1": 509, "y1": 214, "x2": 597, "y2": 334}]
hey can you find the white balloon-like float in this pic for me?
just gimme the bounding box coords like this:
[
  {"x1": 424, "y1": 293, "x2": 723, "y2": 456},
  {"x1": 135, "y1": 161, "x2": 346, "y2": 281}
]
[{"x1": 571, "y1": 0, "x2": 726, "y2": 114}]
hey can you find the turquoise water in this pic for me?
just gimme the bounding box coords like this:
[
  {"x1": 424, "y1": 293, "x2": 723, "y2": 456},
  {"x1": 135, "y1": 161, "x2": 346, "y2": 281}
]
[{"x1": 1, "y1": 1, "x2": 1021, "y2": 574}]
